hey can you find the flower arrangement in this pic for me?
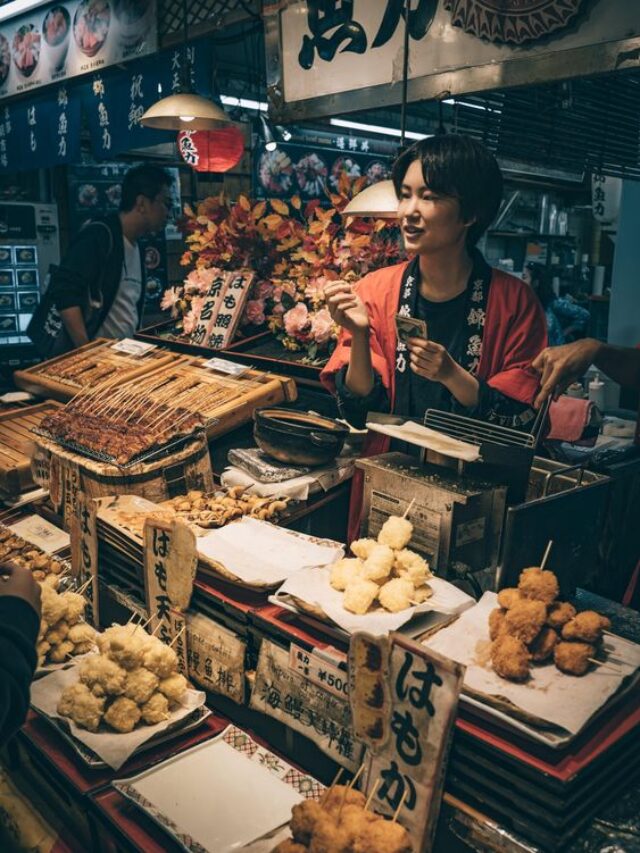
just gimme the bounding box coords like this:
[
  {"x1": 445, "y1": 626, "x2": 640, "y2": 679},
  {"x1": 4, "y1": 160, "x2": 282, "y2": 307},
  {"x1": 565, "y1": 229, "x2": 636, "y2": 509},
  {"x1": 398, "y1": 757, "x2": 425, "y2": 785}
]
[{"x1": 162, "y1": 172, "x2": 404, "y2": 362}]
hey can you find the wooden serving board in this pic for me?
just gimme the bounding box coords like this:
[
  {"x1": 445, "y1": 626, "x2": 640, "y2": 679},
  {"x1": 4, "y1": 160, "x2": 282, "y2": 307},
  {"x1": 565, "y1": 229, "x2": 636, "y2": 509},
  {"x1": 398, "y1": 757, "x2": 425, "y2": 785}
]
[
  {"x1": 13, "y1": 338, "x2": 184, "y2": 402},
  {"x1": 0, "y1": 401, "x2": 62, "y2": 499}
]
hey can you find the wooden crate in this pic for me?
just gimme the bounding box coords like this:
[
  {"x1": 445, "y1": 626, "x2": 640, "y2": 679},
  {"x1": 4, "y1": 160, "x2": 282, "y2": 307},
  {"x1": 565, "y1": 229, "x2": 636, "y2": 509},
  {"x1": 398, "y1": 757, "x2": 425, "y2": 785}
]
[
  {"x1": 116, "y1": 356, "x2": 298, "y2": 440},
  {"x1": 0, "y1": 401, "x2": 62, "y2": 500},
  {"x1": 13, "y1": 338, "x2": 184, "y2": 402}
]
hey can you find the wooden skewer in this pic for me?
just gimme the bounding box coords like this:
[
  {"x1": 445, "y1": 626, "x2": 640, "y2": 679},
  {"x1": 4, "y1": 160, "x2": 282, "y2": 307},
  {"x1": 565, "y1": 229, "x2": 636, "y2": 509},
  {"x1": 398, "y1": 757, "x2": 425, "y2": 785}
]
[
  {"x1": 540, "y1": 539, "x2": 553, "y2": 571},
  {"x1": 170, "y1": 625, "x2": 186, "y2": 647},
  {"x1": 589, "y1": 658, "x2": 622, "y2": 673},
  {"x1": 151, "y1": 620, "x2": 163, "y2": 636},
  {"x1": 348, "y1": 764, "x2": 365, "y2": 790},
  {"x1": 392, "y1": 788, "x2": 408, "y2": 822},
  {"x1": 76, "y1": 577, "x2": 93, "y2": 595},
  {"x1": 328, "y1": 766, "x2": 344, "y2": 792},
  {"x1": 365, "y1": 778, "x2": 381, "y2": 811},
  {"x1": 402, "y1": 497, "x2": 416, "y2": 519}
]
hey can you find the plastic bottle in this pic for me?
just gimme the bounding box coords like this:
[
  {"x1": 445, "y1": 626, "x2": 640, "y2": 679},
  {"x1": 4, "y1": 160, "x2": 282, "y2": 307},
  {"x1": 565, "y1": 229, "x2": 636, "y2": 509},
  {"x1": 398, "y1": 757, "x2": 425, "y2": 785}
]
[
  {"x1": 548, "y1": 204, "x2": 558, "y2": 235},
  {"x1": 588, "y1": 372, "x2": 605, "y2": 410}
]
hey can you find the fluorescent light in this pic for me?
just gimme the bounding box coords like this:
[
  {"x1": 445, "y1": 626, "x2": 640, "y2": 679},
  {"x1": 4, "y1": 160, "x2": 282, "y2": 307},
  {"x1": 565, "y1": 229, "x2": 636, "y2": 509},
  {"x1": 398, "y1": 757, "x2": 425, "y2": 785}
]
[
  {"x1": 443, "y1": 98, "x2": 502, "y2": 114},
  {"x1": 329, "y1": 118, "x2": 430, "y2": 141},
  {"x1": 220, "y1": 95, "x2": 268, "y2": 112}
]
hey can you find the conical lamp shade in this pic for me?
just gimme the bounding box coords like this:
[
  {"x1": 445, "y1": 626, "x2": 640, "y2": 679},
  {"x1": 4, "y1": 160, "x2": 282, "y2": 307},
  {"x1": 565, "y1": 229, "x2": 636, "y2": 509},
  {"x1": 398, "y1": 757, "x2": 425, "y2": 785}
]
[
  {"x1": 141, "y1": 94, "x2": 232, "y2": 131},
  {"x1": 342, "y1": 179, "x2": 398, "y2": 218}
]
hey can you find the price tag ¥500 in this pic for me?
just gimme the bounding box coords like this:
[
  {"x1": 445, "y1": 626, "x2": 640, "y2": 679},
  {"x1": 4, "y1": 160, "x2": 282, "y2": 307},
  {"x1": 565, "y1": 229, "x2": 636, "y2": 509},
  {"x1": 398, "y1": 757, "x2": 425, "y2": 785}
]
[
  {"x1": 289, "y1": 642, "x2": 349, "y2": 700},
  {"x1": 111, "y1": 338, "x2": 157, "y2": 357}
]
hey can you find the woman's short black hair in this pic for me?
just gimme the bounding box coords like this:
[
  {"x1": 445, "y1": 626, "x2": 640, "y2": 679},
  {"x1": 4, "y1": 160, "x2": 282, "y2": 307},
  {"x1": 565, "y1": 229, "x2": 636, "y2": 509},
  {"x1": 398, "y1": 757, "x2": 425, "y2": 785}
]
[
  {"x1": 120, "y1": 164, "x2": 173, "y2": 212},
  {"x1": 392, "y1": 134, "x2": 503, "y2": 247}
]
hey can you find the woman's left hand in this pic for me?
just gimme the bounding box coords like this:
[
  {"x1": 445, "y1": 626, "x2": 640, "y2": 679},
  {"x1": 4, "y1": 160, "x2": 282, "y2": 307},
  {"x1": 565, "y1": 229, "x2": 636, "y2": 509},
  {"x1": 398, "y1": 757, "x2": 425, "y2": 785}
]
[{"x1": 407, "y1": 338, "x2": 456, "y2": 385}]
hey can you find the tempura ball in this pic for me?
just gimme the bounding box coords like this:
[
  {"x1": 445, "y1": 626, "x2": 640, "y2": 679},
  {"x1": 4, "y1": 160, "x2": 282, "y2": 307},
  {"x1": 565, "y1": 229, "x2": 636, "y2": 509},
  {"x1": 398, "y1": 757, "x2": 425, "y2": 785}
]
[
  {"x1": 158, "y1": 673, "x2": 188, "y2": 703},
  {"x1": 58, "y1": 683, "x2": 104, "y2": 732},
  {"x1": 104, "y1": 697, "x2": 141, "y2": 733},
  {"x1": 393, "y1": 549, "x2": 431, "y2": 584},
  {"x1": 290, "y1": 800, "x2": 325, "y2": 845},
  {"x1": 143, "y1": 642, "x2": 178, "y2": 679},
  {"x1": 67, "y1": 623, "x2": 97, "y2": 646},
  {"x1": 489, "y1": 608, "x2": 506, "y2": 641},
  {"x1": 343, "y1": 579, "x2": 379, "y2": 615},
  {"x1": 330, "y1": 558, "x2": 363, "y2": 591},
  {"x1": 308, "y1": 813, "x2": 352, "y2": 853},
  {"x1": 79, "y1": 655, "x2": 126, "y2": 697},
  {"x1": 561, "y1": 611, "x2": 611, "y2": 644},
  {"x1": 554, "y1": 641, "x2": 595, "y2": 676},
  {"x1": 124, "y1": 668, "x2": 159, "y2": 705},
  {"x1": 107, "y1": 632, "x2": 145, "y2": 671},
  {"x1": 378, "y1": 515, "x2": 413, "y2": 551},
  {"x1": 46, "y1": 621, "x2": 69, "y2": 645},
  {"x1": 41, "y1": 591, "x2": 67, "y2": 627},
  {"x1": 320, "y1": 785, "x2": 366, "y2": 815},
  {"x1": 504, "y1": 600, "x2": 547, "y2": 644},
  {"x1": 547, "y1": 601, "x2": 577, "y2": 629},
  {"x1": 412, "y1": 584, "x2": 433, "y2": 604},
  {"x1": 362, "y1": 545, "x2": 394, "y2": 582},
  {"x1": 518, "y1": 567, "x2": 559, "y2": 604},
  {"x1": 49, "y1": 640, "x2": 74, "y2": 663},
  {"x1": 352, "y1": 819, "x2": 413, "y2": 853},
  {"x1": 350, "y1": 538, "x2": 377, "y2": 560},
  {"x1": 496, "y1": 588, "x2": 522, "y2": 610},
  {"x1": 378, "y1": 578, "x2": 414, "y2": 613},
  {"x1": 140, "y1": 692, "x2": 170, "y2": 725},
  {"x1": 491, "y1": 635, "x2": 530, "y2": 681},
  {"x1": 529, "y1": 626, "x2": 558, "y2": 663},
  {"x1": 60, "y1": 591, "x2": 87, "y2": 625},
  {"x1": 73, "y1": 642, "x2": 95, "y2": 655}
]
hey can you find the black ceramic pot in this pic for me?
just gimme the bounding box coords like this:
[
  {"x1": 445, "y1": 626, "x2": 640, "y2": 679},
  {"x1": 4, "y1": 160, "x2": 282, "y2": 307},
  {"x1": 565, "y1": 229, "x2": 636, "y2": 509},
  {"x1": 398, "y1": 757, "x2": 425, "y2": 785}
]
[{"x1": 253, "y1": 408, "x2": 349, "y2": 467}]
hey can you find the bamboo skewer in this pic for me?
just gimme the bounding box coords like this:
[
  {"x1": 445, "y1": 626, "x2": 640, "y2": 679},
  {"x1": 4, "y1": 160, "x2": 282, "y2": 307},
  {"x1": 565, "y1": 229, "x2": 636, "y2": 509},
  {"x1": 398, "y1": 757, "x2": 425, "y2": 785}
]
[
  {"x1": 392, "y1": 788, "x2": 408, "y2": 822},
  {"x1": 540, "y1": 540, "x2": 553, "y2": 571},
  {"x1": 169, "y1": 625, "x2": 187, "y2": 647},
  {"x1": 402, "y1": 498, "x2": 416, "y2": 519},
  {"x1": 589, "y1": 658, "x2": 622, "y2": 674},
  {"x1": 365, "y1": 778, "x2": 381, "y2": 811}
]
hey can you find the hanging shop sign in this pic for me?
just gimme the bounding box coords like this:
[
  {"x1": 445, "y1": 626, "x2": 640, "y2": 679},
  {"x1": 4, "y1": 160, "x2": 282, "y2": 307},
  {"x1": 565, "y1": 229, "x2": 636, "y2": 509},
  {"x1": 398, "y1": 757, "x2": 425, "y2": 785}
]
[
  {"x1": 0, "y1": 0, "x2": 157, "y2": 102},
  {"x1": 591, "y1": 172, "x2": 622, "y2": 226},
  {"x1": 264, "y1": 0, "x2": 640, "y2": 122}
]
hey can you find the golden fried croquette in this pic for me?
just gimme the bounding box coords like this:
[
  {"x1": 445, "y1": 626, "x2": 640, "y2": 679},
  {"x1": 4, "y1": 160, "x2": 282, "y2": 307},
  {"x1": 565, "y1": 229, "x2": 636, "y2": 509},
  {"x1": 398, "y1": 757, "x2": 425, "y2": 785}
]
[
  {"x1": 362, "y1": 545, "x2": 394, "y2": 582},
  {"x1": 504, "y1": 600, "x2": 547, "y2": 644},
  {"x1": 489, "y1": 608, "x2": 507, "y2": 641},
  {"x1": 290, "y1": 800, "x2": 325, "y2": 845},
  {"x1": 491, "y1": 635, "x2": 530, "y2": 681},
  {"x1": 547, "y1": 601, "x2": 576, "y2": 629},
  {"x1": 158, "y1": 673, "x2": 188, "y2": 703},
  {"x1": 60, "y1": 591, "x2": 87, "y2": 625},
  {"x1": 561, "y1": 611, "x2": 611, "y2": 643},
  {"x1": 352, "y1": 819, "x2": 413, "y2": 853},
  {"x1": 49, "y1": 640, "x2": 74, "y2": 663},
  {"x1": 79, "y1": 655, "x2": 126, "y2": 697},
  {"x1": 377, "y1": 515, "x2": 413, "y2": 551},
  {"x1": 378, "y1": 578, "x2": 414, "y2": 613},
  {"x1": 140, "y1": 692, "x2": 170, "y2": 725},
  {"x1": 142, "y1": 641, "x2": 178, "y2": 678},
  {"x1": 496, "y1": 588, "x2": 522, "y2": 610},
  {"x1": 393, "y1": 549, "x2": 431, "y2": 584},
  {"x1": 308, "y1": 813, "x2": 352, "y2": 853},
  {"x1": 554, "y1": 641, "x2": 595, "y2": 676},
  {"x1": 270, "y1": 841, "x2": 307, "y2": 853},
  {"x1": 518, "y1": 567, "x2": 559, "y2": 604},
  {"x1": 107, "y1": 633, "x2": 145, "y2": 671},
  {"x1": 529, "y1": 627, "x2": 558, "y2": 663},
  {"x1": 330, "y1": 558, "x2": 363, "y2": 591},
  {"x1": 350, "y1": 538, "x2": 377, "y2": 560},
  {"x1": 104, "y1": 697, "x2": 142, "y2": 733},
  {"x1": 343, "y1": 579, "x2": 379, "y2": 615},
  {"x1": 320, "y1": 785, "x2": 366, "y2": 815},
  {"x1": 58, "y1": 683, "x2": 104, "y2": 732},
  {"x1": 124, "y1": 668, "x2": 159, "y2": 705}
]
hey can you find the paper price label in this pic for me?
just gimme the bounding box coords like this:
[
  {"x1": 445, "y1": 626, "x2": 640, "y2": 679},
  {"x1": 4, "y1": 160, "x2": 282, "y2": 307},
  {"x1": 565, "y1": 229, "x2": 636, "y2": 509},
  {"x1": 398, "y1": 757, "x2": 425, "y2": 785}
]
[
  {"x1": 289, "y1": 642, "x2": 349, "y2": 700},
  {"x1": 111, "y1": 338, "x2": 157, "y2": 357},
  {"x1": 202, "y1": 357, "x2": 250, "y2": 378}
]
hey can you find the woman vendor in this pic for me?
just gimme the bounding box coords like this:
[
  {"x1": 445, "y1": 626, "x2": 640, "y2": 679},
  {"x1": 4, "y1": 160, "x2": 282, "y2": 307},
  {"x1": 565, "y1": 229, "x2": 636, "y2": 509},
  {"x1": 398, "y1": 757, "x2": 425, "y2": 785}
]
[{"x1": 321, "y1": 135, "x2": 547, "y2": 539}]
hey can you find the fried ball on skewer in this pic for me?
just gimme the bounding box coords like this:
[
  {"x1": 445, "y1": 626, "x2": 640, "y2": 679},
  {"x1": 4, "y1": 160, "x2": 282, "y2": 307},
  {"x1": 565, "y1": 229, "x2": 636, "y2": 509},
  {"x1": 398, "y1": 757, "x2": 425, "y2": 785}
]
[
  {"x1": 496, "y1": 588, "x2": 522, "y2": 610},
  {"x1": 143, "y1": 641, "x2": 179, "y2": 679},
  {"x1": 290, "y1": 800, "x2": 325, "y2": 845},
  {"x1": 79, "y1": 655, "x2": 126, "y2": 697},
  {"x1": 412, "y1": 584, "x2": 433, "y2": 604},
  {"x1": 308, "y1": 813, "x2": 352, "y2": 853},
  {"x1": 377, "y1": 515, "x2": 413, "y2": 551},
  {"x1": 529, "y1": 627, "x2": 558, "y2": 663},
  {"x1": 489, "y1": 608, "x2": 507, "y2": 641},
  {"x1": 547, "y1": 601, "x2": 576, "y2": 630},
  {"x1": 362, "y1": 545, "x2": 395, "y2": 582},
  {"x1": 352, "y1": 819, "x2": 413, "y2": 853},
  {"x1": 158, "y1": 673, "x2": 188, "y2": 703},
  {"x1": 554, "y1": 641, "x2": 595, "y2": 676},
  {"x1": 378, "y1": 578, "x2": 414, "y2": 613},
  {"x1": 330, "y1": 558, "x2": 363, "y2": 591},
  {"x1": 504, "y1": 600, "x2": 547, "y2": 644},
  {"x1": 58, "y1": 683, "x2": 105, "y2": 732},
  {"x1": 73, "y1": 642, "x2": 95, "y2": 655},
  {"x1": 491, "y1": 635, "x2": 530, "y2": 681},
  {"x1": 393, "y1": 549, "x2": 431, "y2": 584},
  {"x1": 140, "y1": 692, "x2": 170, "y2": 725},
  {"x1": 108, "y1": 633, "x2": 145, "y2": 671},
  {"x1": 561, "y1": 611, "x2": 611, "y2": 644},
  {"x1": 320, "y1": 785, "x2": 366, "y2": 815},
  {"x1": 46, "y1": 621, "x2": 69, "y2": 645},
  {"x1": 124, "y1": 668, "x2": 159, "y2": 705},
  {"x1": 41, "y1": 589, "x2": 67, "y2": 627},
  {"x1": 67, "y1": 623, "x2": 97, "y2": 646},
  {"x1": 37, "y1": 640, "x2": 50, "y2": 664},
  {"x1": 60, "y1": 591, "x2": 87, "y2": 625},
  {"x1": 518, "y1": 567, "x2": 559, "y2": 604},
  {"x1": 104, "y1": 697, "x2": 142, "y2": 733},
  {"x1": 350, "y1": 538, "x2": 377, "y2": 560},
  {"x1": 343, "y1": 579, "x2": 379, "y2": 615},
  {"x1": 270, "y1": 841, "x2": 307, "y2": 853},
  {"x1": 49, "y1": 641, "x2": 74, "y2": 663}
]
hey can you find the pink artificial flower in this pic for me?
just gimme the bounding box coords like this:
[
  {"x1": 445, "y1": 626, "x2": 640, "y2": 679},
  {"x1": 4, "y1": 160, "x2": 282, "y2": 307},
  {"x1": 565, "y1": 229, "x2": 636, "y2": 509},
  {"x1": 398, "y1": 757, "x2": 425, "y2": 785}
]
[
  {"x1": 160, "y1": 287, "x2": 180, "y2": 313},
  {"x1": 182, "y1": 311, "x2": 197, "y2": 335},
  {"x1": 310, "y1": 308, "x2": 334, "y2": 345},
  {"x1": 284, "y1": 302, "x2": 310, "y2": 337},
  {"x1": 245, "y1": 298, "x2": 266, "y2": 326},
  {"x1": 306, "y1": 276, "x2": 328, "y2": 299},
  {"x1": 257, "y1": 280, "x2": 275, "y2": 300},
  {"x1": 271, "y1": 303, "x2": 285, "y2": 315},
  {"x1": 190, "y1": 296, "x2": 205, "y2": 321}
]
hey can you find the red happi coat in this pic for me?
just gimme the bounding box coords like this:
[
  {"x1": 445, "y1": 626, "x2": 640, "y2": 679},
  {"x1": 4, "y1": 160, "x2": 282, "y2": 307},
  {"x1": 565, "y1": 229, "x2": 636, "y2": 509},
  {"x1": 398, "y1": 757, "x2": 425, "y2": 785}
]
[{"x1": 320, "y1": 261, "x2": 547, "y2": 542}]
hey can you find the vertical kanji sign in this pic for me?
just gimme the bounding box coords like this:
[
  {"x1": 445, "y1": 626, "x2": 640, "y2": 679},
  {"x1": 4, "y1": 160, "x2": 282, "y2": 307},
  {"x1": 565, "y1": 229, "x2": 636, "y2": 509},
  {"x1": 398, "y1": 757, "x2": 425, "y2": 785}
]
[{"x1": 71, "y1": 491, "x2": 99, "y2": 625}]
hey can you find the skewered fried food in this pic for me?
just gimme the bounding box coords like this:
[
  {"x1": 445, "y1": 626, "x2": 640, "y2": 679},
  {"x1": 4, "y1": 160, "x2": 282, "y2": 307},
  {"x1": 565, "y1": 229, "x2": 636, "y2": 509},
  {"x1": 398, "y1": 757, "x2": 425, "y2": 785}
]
[
  {"x1": 58, "y1": 683, "x2": 104, "y2": 732},
  {"x1": 343, "y1": 579, "x2": 379, "y2": 615},
  {"x1": 67, "y1": 623, "x2": 97, "y2": 646},
  {"x1": 529, "y1": 627, "x2": 558, "y2": 663},
  {"x1": 143, "y1": 641, "x2": 178, "y2": 678},
  {"x1": 504, "y1": 600, "x2": 547, "y2": 644},
  {"x1": 489, "y1": 608, "x2": 507, "y2": 641},
  {"x1": 547, "y1": 601, "x2": 576, "y2": 629},
  {"x1": 554, "y1": 641, "x2": 595, "y2": 676},
  {"x1": 59, "y1": 591, "x2": 87, "y2": 625},
  {"x1": 518, "y1": 567, "x2": 559, "y2": 603},
  {"x1": 378, "y1": 515, "x2": 413, "y2": 551},
  {"x1": 49, "y1": 640, "x2": 74, "y2": 663},
  {"x1": 392, "y1": 548, "x2": 431, "y2": 583},
  {"x1": 562, "y1": 611, "x2": 611, "y2": 643},
  {"x1": 124, "y1": 668, "x2": 159, "y2": 705},
  {"x1": 104, "y1": 697, "x2": 141, "y2": 733},
  {"x1": 107, "y1": 632, "x2": 145, "y2": 671},
  {"x1": 497, "y1": 588, "x2": 522, "y2": 609},
  {"x1": 79, "y1": 655, "x2": 126, "y2": 697},
  {"x1": 491, "y1": 635, "x2": 530, "y2": 681},
  {"x1": 140, "y1": 692, "x2": 170, "y2": 725},
  {"x1": 271, "y1": 841, "x2": 307, "y2": 853},
  {"x1": 158, "y1": 673, "x2": 188, "y2": 703},
  {"x1": 308, "y1": 813, "x2": 352, "y2": 853},
  {"x1": 330, "y1": 558, "x2": 363, "y2": 591},
  {"x1": 350, "y1": 538, "x2": 377, "y2": 560},
  {"x1": 378, "y1": 578, "x2": 414, "y2": 613},
  {"x1": 412, "y1": 584, "x2": 433, "y2": 604},
  {"x1": 291, "y1": 800, "x2": 325, "y2": 845},
  {"x1": 320, "y1": 785, "x2": 366, "y2": 814},
  {"x1": 352, "y1": 819, "x2": 413, "y2": 853},
  {"x1": 362, "y1": 545, "x2": 394, "y2": 582},
  {"x1": 46, "y1": 621, "x2": 69, "y2": 645}
]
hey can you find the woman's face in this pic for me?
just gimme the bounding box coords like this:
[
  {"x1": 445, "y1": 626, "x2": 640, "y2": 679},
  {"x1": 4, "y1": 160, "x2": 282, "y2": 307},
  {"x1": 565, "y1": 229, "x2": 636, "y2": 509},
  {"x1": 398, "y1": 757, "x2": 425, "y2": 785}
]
[{"x1": 397, "y1": 159, "x2": 470, "y2": 255}]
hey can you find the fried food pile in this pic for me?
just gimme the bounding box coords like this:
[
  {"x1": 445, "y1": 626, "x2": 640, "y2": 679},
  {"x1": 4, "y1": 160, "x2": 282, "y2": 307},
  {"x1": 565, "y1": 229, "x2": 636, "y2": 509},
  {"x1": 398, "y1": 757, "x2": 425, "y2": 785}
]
[
  {"x1": 162, "y1": 486, "x2": 289, "y2": 528},
  {"x1": 271, "y1": 785, "x2": 413, "y2": 853},
  {"x1": 490, "y1": 568, "x2": 611, "y2": 680},
  {"x1": 57, "y1": 625, "x2": 188, "y2": 733},
  {"x1": 330, "y1": 514, "x2": 432, "y2": 616},
  {"x1": 0, "y1": 526, "x2": 66, "y2": 582},
  {"x1": 38, "y1": 584, "x2": 96, "y2": 666}
]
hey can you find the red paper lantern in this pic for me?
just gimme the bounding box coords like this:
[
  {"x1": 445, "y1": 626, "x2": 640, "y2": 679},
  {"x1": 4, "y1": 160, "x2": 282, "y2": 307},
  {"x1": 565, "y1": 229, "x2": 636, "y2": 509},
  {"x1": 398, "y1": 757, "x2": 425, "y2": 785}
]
[{"x1": 177, "y1": 126, "x2": 245, "y2": 173}]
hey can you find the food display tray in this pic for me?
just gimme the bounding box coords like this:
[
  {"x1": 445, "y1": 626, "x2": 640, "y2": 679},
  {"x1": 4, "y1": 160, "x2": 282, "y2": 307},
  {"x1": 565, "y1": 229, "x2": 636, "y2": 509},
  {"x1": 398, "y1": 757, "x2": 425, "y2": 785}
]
[{"x1": 0, "y1": 401, "x2": 62, "y2": 499}]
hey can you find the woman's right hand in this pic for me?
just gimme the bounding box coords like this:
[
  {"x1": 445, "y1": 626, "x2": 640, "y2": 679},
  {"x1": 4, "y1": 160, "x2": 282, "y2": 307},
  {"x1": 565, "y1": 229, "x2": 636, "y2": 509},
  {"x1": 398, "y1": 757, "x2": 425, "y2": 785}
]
[{"x1": 324, "y1": 281, "x2": 370, "y2": 336}]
